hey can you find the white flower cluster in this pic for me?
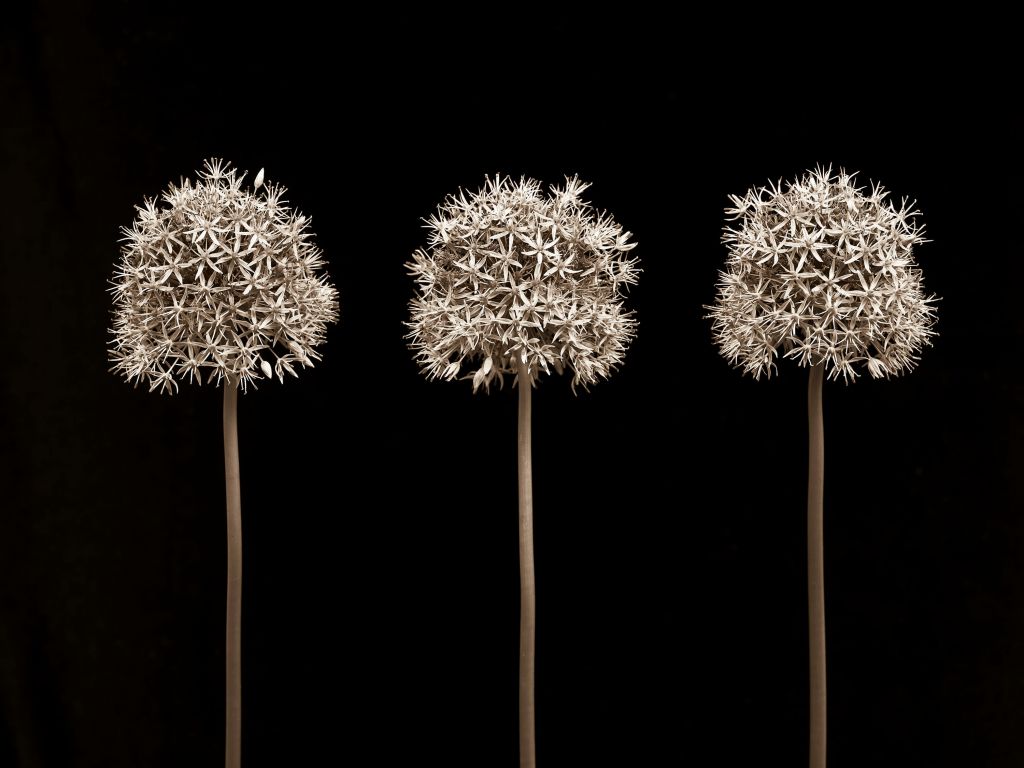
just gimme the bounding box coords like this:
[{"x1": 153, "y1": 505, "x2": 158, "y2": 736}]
[
  {"x1": 110, "y1": 160, "x2": 338, "y2": 393},
  {"x1": 708, "y1": 167, "x2": 937, "y2": 381},
  {"x1": 407, "y1": 175, "x2": 639, "y2": 391}
]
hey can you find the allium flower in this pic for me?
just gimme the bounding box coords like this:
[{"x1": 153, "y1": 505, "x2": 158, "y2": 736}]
[
  {"x1": 109, "y1": 159, "x2": 339, "y2": 393},
  {"x1": 407, "y1": 175, "x2": 639, "y2": 768},
  {"x1": 406, "y1": 175, "x2": 639, "y2": 391},
  {"x1": 707, "y1": 166, "x2": 937, "y2": 381}
]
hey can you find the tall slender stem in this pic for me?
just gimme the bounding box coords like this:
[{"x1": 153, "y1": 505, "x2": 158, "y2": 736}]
[
  {"x1": 807, "y1": 364, "x2": 826, "y2": 768},
  {"x1": 223, "y1": 381, "x2": 242, "y2": 768},
  {"x1": 517, "y1": 361, "x2": 536, "y2": 768}
]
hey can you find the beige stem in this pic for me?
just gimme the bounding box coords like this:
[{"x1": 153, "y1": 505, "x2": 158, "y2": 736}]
[
  {"x1": 224, "y1": 382, "x2": 242, "y2": 768},
  {"x1": 517, "y1": 361, "x2": 536, "y2": 768},
  {"x1": 808, "y1": 364, "x2": 826, "y2": 768}
]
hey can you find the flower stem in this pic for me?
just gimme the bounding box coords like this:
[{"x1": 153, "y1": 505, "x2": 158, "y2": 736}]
[
  {"x1": 807, "y1": 364, "x2": 826, "y2": 768},
  {"x1": 517, "y1": 362, "x2": 536, "y2": 768},
  {"x1": 223, "y1": 381, "x2": 242, "y2": 768}
]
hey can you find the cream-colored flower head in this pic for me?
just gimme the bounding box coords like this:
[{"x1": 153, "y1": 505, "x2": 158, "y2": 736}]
[
  {"x1": 109, "y1": 159, "x2": 339, "y2": 394},
  {"x1": 407, "y1": 175, "x2": 639, "y2": 392},
  {"x1": 708, "y1": 166, "x2": 937, "y2": 381}
]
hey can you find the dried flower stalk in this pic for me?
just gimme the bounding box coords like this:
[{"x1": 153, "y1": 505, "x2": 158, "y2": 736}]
[
  {"x1": 109, "y1": 160, "x2": 338, "y2": 768},
  {"x1": 407, "y1": 175, "x2": 639, "y2": 768},
  {"x1": 708, "y1": 167, "x2": 937, "y2": 768}
]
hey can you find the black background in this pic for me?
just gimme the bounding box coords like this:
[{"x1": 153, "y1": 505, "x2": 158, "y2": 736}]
[{"x1": 2, "y1": 5, "x2": 1021, "y2": 767}]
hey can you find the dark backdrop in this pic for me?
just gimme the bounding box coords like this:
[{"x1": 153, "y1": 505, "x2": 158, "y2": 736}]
[{"x1": 1, "y1": 5, "x2": 1021, "y2": 767}]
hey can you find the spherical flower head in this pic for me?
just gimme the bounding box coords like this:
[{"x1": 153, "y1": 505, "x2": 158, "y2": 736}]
[
  {"x1": 707, "y1": 166, "x2": 938, "y2": 382},
  {"x1": 109, "y1": 159, "x2": 339, "y2": 394},
  {"x1": 407, "y1": 175, "x2": 639, "y2": 392}
]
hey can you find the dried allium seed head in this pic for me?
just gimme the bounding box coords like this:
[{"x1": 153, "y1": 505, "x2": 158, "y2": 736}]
[
  {"x1": 707, "y1": 166, "x2": 938, "y2": 382},
  {"x1": 109, "y1": 159, "x2": 339, "y2": 394},
  {"x1": 406, "y1": 175, "x2": 640, "y2": 392}
]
